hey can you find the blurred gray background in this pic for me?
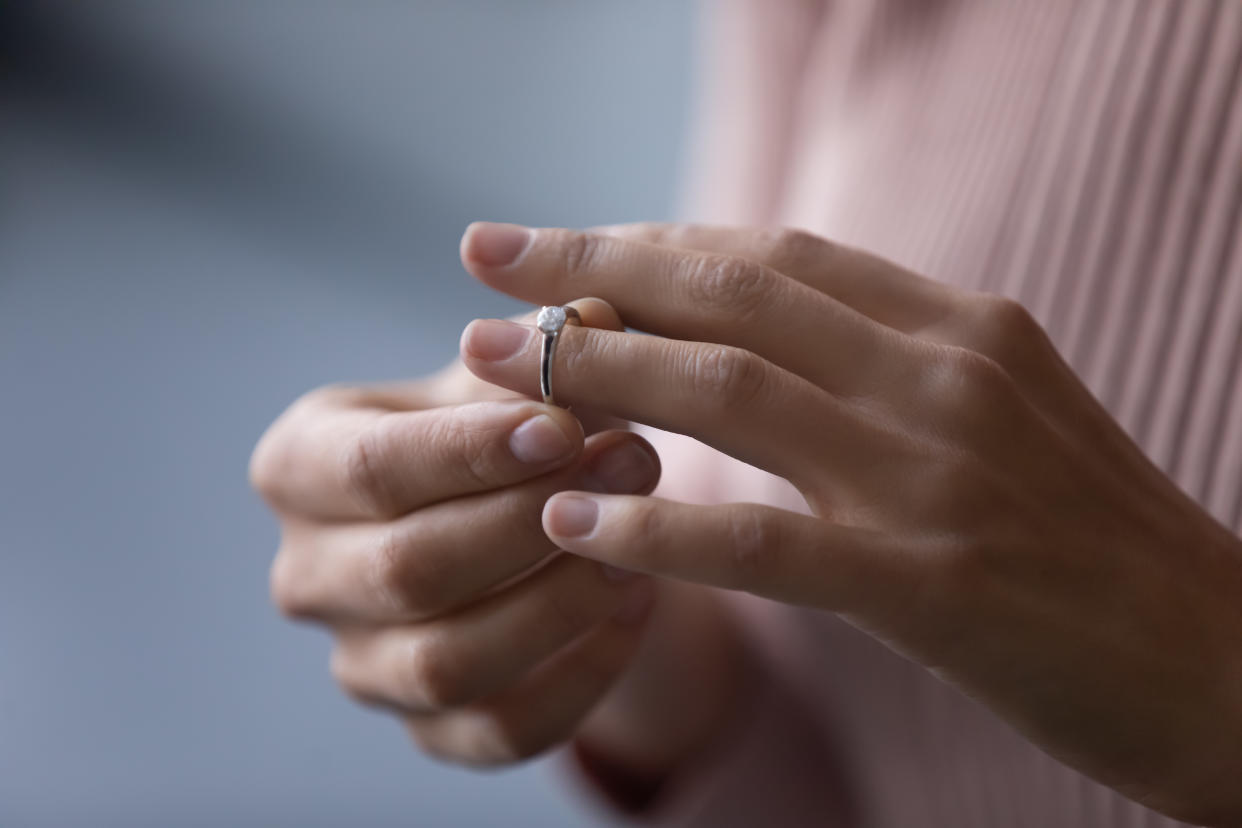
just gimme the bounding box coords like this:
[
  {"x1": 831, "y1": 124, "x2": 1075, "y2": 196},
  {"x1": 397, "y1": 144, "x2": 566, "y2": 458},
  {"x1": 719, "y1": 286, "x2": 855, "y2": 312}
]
[{"x1": 0, "y1": 3, "x2": 694, "y2": 825}]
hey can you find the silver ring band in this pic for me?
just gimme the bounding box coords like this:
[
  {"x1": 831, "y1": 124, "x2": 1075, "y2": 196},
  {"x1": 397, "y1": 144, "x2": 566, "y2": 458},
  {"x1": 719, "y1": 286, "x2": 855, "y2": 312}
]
[{"x1": 537, "y1": 305, "x2": 581, "y2": 407}]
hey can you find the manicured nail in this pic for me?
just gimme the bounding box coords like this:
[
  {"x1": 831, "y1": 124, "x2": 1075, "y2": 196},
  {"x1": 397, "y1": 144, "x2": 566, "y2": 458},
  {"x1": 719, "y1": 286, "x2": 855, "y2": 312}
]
[
  {"x1": 509, "y1": 415, "x2": 573, "y2": 465},
  {"x1": 613, "y1": 581, "x2": 655, "y2": 625},
  {"x1": 462, "y1": 319, "x2": 529, "y2": 362},
  {"x1": 546, "y1": 495, "x2": 599, "y2": 538},
  {"x1": 601, "y1": 563, "x2": 638, "y2": 583},
  {"x1": 465, "y1": 222, "x2": 531, "y2": 267},
  {"x1": 582, "y1": 442, "x2": 657, "y2": 494}
]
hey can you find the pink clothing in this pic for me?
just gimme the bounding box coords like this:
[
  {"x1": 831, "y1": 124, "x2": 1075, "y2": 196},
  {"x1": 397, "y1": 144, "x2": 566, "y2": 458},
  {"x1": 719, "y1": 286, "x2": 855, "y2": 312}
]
[{"x1": 563, "y1": 1, "x2": 1242, "y2": 825}]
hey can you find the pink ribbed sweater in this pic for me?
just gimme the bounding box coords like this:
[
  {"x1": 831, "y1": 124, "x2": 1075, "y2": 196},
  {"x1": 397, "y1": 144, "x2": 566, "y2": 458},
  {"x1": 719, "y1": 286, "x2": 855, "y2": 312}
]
[{"x1": 563, "y1": 1, "x2": 1242, "y2": 825}]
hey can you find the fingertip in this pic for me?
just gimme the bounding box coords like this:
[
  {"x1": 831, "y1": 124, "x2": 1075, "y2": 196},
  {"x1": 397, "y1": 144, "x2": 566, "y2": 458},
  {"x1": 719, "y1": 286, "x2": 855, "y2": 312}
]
[
  {"x1": 579, "y1": 431, "x2": 661, "y2": 495},
  {"x1": 509, "y1": 413, "x2": 575, "y2": 466},
  {"x1": 461, "y1": 221, "x2": 532, "y2": 270},
  {"x1": 543, "y1": 493, "x2": 601, "y2": 541},
  {"x1": 459, "y1": 222, "x2": 479, "y2": 267},
  {"x1": 459, "y1": 318, "x2": 531, "y2": 363},
  {"x1": 457, "y1": 320, "x2": 485, "y2": 373},
  {"x1": 566, "y1": 297, "x2": 625, "y2": 332},
  {"x1": 458, "y1": 319, "x2": 477, "y2": 360}
]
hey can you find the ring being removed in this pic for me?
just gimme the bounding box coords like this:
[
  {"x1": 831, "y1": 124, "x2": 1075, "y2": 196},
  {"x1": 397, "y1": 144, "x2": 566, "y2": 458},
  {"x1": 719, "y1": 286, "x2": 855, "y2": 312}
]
[{"x1": 537, "y1": 305, "x2": 581, "y2": 407}]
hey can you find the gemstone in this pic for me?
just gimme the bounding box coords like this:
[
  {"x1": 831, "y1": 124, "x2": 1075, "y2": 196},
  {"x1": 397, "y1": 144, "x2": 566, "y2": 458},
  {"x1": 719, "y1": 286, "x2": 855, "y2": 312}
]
[{"x1": 537, "y1": 305, "x2": 567, "y2": 334}]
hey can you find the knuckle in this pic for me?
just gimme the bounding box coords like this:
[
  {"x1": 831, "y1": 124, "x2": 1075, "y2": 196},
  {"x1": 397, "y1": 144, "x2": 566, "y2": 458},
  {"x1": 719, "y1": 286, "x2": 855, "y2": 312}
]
[
  {"x1": 726, "y1": 508, "x2": 774, "y2": 585},
  {"x1": 659, "y1": 222, "x2": 697, "y2": 248},
  {"x1": 960, "y1": 351, "x2": 1015, "y2": 412},
  {"x1": 964, "y1": 295, "x2": 1044, "y2": 365},
  {"x1": 366, "y1": 528, "x2": 430, "y2": 616},
  {"x1": 249, "y1": 416, "x2": 306, "y2": 502},
  {"x1": 328, "y1": 647, "x2": 366, "y2": 701},
  {"x1": 685, "y1": 254, "x2": 769, "y2": 321},
  {"x1": 405, "y1": 636, "x2": 468, "y2": 709},
  {"x1": 250, "y1": 384, "x2": 361, "y2": 504},
  {"x1": 560, "y1": 326, "x2": 615, "y2": 384},
  {"x1": 248, "y1": 429, "x2": 284, "y2": 500},
  {"x1": 470, "y1": 710, "x2": 546, "y2": 765},
  {"x1": 339, "y1": 421, "x2": 397, "y2": 517},
  {"x1": 689, "y1": 344, "x2": 770, "y2": 407},
  {"x1": 269, "y1": 548, "x2": 314, "y2": 619},
  {"x1": 560, "y1": 230, "x2": 603, "y2": 280},
  {"x1": 433, "y1": 415, "x2": 503, "y2": 491},
  {"x1": 402, "y1": 718, "x2": 433, "y2": 752},
  {"x1": 606, "y1": 220, "x2": 665, "y2": 244},
  {"x1": 404, "y1": 720, "x2": 453, "y2": 763},
  {"x1": 924, "y1": 346, "x2": 1012, "y2": 417},
  {"x1": 629, "y1": 501, "x2": 663, "y2": 547},
  {"x1": 761, "y1": 227, "x2": 823, "y2": 267}
]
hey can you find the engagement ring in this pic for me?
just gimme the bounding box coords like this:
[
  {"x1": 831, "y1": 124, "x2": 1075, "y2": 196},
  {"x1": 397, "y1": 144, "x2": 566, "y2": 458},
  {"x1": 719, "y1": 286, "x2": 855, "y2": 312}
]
[{"x1": 537, "y1": 305, "x2": 580, "y2": 407}]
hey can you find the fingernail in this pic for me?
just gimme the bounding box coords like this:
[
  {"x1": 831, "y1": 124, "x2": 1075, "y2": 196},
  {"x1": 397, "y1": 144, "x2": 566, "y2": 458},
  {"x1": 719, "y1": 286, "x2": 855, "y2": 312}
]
[
  {"x1": 546, "y1": 495, "x2": 599, "y2": 538},
  {"x1": 613, "y1": 581, "x2": 655, "y2": 625},
  {"x1": 465, "y1": 222, "x2": 531, "y2": 267},
  {"x1": 582, "y1": 442, "x2": 657, "y2": 494},
  {"x1": 509, "y1": 415, "x2": 574, "y2": 465},
  {"x1": 462, "y1": 319, "x2": 529, "y2": 362},
  {"x1": 601, "y1": 563, "x2": 638, "y2": 583}
]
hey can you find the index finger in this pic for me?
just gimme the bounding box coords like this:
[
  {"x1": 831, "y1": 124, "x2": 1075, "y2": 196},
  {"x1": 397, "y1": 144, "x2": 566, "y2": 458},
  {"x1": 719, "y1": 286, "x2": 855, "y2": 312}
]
[
  {"x1": 459, "y1": 319, "x2": 865, "y2": 494},
  {"x1": 250, "y1": 395, "x2": 584, "y2": 521}
]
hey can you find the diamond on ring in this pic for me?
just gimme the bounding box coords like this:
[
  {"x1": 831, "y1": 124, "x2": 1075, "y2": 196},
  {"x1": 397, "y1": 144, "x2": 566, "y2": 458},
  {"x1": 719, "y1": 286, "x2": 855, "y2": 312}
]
[{"x1": 537, "y1": 305, "x2": 569, "y2": 334}]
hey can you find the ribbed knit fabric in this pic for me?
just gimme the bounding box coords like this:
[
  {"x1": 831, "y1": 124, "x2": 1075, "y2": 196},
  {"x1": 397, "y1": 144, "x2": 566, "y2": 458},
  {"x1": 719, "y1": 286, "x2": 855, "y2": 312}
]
[
  {"x1": 684, "y1": 0, "x2": 1242, "y2": 534},
  {"x1": 560, "y1": 1, "x2": 1242, "y2": 826}
]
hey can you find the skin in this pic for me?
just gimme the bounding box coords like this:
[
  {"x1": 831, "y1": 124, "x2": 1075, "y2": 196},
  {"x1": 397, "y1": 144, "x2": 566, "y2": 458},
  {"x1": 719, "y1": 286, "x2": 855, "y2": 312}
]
[{"x1": 252, "y1": 221, "x2": 1242, "y2": 826}]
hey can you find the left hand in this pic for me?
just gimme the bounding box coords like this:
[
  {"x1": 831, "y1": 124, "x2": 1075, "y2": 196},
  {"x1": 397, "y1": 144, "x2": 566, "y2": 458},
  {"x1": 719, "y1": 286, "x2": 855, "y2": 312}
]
[{"x1": 457, "y1": 221, "x2": 1242, "y2": 826}]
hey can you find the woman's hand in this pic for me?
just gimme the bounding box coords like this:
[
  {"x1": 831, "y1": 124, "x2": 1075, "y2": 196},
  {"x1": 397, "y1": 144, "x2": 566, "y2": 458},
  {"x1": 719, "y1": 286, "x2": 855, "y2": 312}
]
[
  {"x1": 458, "y1": 221, "x2": 1242, "y2": 825},
  {"x1": 249, "y1": 301, "x2": 673, "y2": 767}
]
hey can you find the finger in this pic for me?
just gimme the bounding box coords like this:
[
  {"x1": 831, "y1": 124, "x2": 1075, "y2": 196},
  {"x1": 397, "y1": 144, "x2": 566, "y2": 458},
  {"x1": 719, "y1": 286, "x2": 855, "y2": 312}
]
[
  {"x1": 404, "y1": 298, "x2": 625, "y2": 409},
  {"x1": 403, "y1": 588, "x2": 655, "y2": 766},
  {"x1": 460, "y1": 222, "x2": 906, "y2": 393},
  {"x1": 589, "y1": 224, "x2": 1076, "y2": 410},
  {"x1": 250, "y1": 396, "x2": 584, "y2": 521},
  {"x1": 542, "y1": 493, "x2": 920, "y2": 618},
  {"x1": 330, "y1": 555, "x2": 653, "y2": 714},
  {"x1": 589, "y1": 222, "x2": 961, "y2": 335},
  {"x1": 592, "y1": 225, "x2": 1114, "y2": 469},
  {"x1": 459, "y1": 319, "x2": 872, "y2": 492},
  {"x1": 269, "y1": 430, "x2": 661, "y2": 624},
  {"x1": 531, "y1": 297, "x2": 627, "y2": 436}
]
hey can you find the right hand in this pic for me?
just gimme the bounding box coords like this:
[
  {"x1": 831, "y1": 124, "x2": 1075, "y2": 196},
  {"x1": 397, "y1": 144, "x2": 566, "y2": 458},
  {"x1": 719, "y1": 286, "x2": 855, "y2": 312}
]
[{"x1": 249, "y1": 301, "x2": 666, "y2": 766}]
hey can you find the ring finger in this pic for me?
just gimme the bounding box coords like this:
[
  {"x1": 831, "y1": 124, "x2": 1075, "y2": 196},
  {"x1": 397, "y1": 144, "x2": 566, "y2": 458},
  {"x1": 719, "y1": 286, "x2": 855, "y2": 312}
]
[{"x1": 460, "y1": 319, "x2": 883, "y2": 496}]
